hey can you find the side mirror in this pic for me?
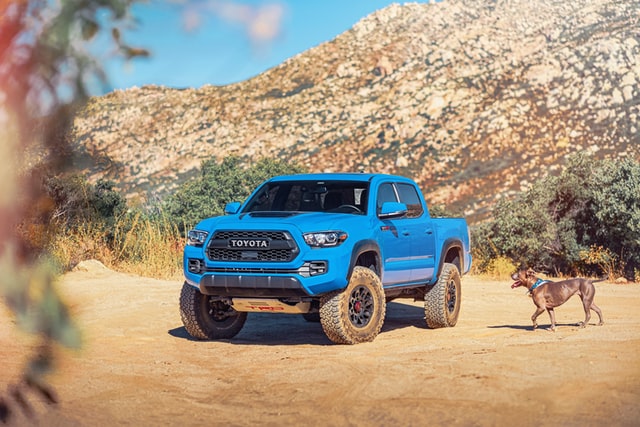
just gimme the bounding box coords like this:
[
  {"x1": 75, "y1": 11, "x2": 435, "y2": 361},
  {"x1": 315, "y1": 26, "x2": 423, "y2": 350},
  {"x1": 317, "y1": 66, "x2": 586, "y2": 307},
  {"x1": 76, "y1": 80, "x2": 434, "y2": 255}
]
[
  {"x1": 378, "y1": 202, "x2": 407, "y2": 219},
  {"x1": 224, "y1": 202, "x2": 241, "y2": 215}
]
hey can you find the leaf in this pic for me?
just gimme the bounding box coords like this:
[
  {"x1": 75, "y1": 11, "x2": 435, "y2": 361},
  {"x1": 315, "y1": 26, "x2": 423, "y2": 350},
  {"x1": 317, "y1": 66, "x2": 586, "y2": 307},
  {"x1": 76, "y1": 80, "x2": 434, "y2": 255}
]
[
  {"x1": 81, "y1": 18, "x2": 99, "y2": 41},
  {"x1": 112, "y1": 27, "x2": 121, "y2": 43},
  {"x1": 122, "y1": 46, "x2": 151, "y2": 59}
]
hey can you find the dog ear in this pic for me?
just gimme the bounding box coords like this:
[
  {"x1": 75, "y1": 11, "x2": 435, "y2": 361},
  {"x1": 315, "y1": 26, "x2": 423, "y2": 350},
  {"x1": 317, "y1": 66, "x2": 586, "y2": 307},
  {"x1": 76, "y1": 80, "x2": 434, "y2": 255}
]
[{"x1": 526, "y1": 268, "x2": 536, "y2": 277}]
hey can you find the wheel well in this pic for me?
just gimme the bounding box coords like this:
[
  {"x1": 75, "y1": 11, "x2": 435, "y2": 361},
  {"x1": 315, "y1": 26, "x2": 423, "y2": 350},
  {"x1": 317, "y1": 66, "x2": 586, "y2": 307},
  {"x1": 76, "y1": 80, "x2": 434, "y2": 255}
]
[
  {"x1": 356, "y1": 251, "x2": 379, "y2": 275},
  {"x1": 443, "y1": 247, "x2": 462, "y2": 273}
]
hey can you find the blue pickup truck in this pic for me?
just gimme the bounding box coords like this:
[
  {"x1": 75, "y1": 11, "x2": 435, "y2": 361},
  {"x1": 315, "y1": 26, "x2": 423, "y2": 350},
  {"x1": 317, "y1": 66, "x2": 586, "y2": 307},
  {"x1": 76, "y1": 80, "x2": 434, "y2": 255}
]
[{"x1": 180, "y1": 173, "x2": 471, "y2": 344}]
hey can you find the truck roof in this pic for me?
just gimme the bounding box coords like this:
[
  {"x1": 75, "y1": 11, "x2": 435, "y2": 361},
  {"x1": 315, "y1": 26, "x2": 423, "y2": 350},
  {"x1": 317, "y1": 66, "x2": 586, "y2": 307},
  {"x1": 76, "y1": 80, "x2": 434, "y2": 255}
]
[{"x1": 267, "y1": 173, "x2": 414, "y2": 183}]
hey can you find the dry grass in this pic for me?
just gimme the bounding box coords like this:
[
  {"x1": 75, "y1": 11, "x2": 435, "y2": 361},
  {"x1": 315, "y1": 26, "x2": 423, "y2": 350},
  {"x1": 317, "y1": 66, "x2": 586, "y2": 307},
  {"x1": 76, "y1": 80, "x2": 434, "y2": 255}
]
[
  {"x1": 480, "y1": 255, "x2": 517, "y2": 281},
  {"x1": 112, "y1": 213, "x2": 184, "y2": 280},
  {"x1": 47, "y1": 214, "x2": 184, "y2": 281}
]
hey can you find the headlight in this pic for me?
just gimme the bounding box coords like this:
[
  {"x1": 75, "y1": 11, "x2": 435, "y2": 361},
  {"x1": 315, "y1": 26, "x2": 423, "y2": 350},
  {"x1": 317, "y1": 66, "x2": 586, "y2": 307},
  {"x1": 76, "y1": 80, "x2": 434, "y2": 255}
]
[
  {"x1": 187, "y1": 230, "x2": 209, "y2": 247},
  {"x1": 303, "y1": 231, "x2": 347, "y2": 248}
]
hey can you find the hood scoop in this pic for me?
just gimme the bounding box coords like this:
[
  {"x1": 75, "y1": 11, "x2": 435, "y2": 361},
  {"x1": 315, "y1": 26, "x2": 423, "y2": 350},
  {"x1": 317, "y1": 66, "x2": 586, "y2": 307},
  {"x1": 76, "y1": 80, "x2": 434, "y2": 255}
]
[{"x1": 242, "y1": 211, "x2": 299, "y2": 218}]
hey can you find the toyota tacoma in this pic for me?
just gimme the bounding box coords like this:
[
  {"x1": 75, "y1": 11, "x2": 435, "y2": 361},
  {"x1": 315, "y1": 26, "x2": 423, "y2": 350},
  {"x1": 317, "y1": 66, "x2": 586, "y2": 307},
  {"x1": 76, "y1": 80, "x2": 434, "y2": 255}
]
[{"x1": 180, "y1": 173, "x2": 471, "y2": 344}]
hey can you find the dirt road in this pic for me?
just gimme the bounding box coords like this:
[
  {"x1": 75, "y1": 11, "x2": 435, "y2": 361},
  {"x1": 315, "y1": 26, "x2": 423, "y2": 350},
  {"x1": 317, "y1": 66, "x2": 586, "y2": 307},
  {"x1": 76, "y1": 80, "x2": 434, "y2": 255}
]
[{"x1": 2, "y1": 262, "x2": 639, "y2": 426}]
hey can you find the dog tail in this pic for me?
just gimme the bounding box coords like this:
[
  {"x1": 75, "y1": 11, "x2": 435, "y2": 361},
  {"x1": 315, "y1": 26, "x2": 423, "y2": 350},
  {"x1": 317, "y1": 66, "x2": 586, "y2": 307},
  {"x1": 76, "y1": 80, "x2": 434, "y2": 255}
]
[{"x1": 592, "y1": 275, "x2": 609, "y2": 284}]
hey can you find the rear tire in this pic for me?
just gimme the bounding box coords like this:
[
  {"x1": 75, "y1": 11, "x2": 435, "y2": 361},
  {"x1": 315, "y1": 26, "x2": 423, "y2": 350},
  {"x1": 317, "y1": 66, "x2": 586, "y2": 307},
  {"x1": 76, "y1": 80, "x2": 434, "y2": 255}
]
[
  {"x1": 424, "y1": 263, "x2": 461, "y2": 328},
  {"x1": 179, "y1": 282, "x2": 247, "y2": 339},
  {"x1": 319, "y1": 266, "x2": 386, "y2": 344}
]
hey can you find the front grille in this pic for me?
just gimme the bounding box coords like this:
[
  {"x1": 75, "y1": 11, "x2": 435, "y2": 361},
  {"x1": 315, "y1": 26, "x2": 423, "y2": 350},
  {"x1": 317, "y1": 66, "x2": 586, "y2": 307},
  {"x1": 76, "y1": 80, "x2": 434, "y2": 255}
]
[
  {"x1": 208, "y1": 248, "x2": 293, "y2": 261},
  {"x1": 213, "y1": 230, "x2": 286, "y2": 240},
  {"x1": 207, "y1": 230, "x2": 298, "y2": 262}
]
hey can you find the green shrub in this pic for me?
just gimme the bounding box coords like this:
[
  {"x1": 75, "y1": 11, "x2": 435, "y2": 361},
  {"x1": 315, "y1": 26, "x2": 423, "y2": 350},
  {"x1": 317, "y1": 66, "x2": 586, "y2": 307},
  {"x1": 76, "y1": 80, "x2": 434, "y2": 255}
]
[
  {"x1": 164, "y1": 156, "x2": 306, "y2": 230},
  {"x1": 477, "y1": 154, "x2": 640, "y2": 279},
  {"x1": 44, "y1": 175, "x2": 126, "y2": 231},
  {"x1": 590, "y1": 158, "x2": 640, "y2": 278},
  {"x1": 469, "y1": 224, "x2": 517, "y2": 276}
]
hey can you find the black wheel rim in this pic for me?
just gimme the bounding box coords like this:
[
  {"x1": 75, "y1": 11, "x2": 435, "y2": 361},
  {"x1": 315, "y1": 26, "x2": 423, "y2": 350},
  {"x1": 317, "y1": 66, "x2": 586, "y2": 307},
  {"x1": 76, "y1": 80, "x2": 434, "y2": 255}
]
[
  {"x1": 446, "y1": 279, "x2": 457, "y2": 314},
  {"x1": 348, "y1": 285, "x2": 374, "y2": 327}
]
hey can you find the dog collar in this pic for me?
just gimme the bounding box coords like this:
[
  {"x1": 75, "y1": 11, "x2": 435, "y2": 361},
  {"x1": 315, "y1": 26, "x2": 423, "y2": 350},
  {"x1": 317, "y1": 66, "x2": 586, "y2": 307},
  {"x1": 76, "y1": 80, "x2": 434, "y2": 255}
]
[{"x1": 529, "y1": 278, "x2": 550, "y2": 292}]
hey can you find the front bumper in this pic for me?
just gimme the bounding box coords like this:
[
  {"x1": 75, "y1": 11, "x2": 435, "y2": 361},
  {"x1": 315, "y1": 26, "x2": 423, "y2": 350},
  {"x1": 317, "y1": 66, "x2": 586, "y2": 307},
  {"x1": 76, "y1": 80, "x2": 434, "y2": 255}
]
[
  {"x1": 184, "y1": 250, "x2": 349, "y2": 298},
  {"x1": 198, "y1": 274, "x2": 308, "y2": 297},
  {"x1": 183, "y1": 224, "x2": 355, "y2": 297}
]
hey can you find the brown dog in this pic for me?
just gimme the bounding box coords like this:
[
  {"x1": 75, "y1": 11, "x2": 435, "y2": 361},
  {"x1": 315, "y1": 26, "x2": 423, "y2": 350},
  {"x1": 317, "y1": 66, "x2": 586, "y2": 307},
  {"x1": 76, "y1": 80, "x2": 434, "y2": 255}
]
[{"x1": 511, "y1": 268, "x2": 605, "y2": 331}]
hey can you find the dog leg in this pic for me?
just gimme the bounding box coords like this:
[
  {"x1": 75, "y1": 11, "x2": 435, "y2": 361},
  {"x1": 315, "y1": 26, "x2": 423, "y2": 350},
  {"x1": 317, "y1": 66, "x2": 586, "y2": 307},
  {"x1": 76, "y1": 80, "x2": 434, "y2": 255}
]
[
  {"x1": 590, "y1": 302, "x2": 604, "y2": 326},
  {"x1": 547, "y1": 308, "x2": 557, "y2": 332},
  {"x1": 578, "y1": 283, "x2": 601, "y2": 327},
  {"x1": 579, "y1": 296, "x2": 592, "y2": 328},
  {"x1": 531, "y1": 307, "x2": 545, "y2": 330}
]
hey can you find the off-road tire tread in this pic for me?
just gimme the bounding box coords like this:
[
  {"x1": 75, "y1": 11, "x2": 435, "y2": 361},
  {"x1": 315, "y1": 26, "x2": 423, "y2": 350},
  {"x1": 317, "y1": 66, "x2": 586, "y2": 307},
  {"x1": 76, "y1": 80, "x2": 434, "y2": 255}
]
[
  {"x1": 179, "y1": 282, "x2": 247, "y2": 340},
  {"x1": 319, "y1": 266, "x2": 386, "y2": 344},
  {"x1": 424, "y1": 263, "x2": 461, "y2": 328}
]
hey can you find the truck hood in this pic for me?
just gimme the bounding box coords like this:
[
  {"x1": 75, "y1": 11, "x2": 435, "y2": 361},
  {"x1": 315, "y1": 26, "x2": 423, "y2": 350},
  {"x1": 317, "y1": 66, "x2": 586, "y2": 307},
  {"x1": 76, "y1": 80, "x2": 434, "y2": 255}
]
[{"x1": 196, "y1": 211, "x2": 365, "y2": 234}]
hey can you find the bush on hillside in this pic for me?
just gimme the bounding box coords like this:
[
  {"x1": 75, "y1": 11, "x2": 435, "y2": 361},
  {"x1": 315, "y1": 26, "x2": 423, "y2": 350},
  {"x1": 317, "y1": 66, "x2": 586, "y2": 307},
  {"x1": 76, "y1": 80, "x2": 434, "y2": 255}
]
[
  {"x1": 164, "y1": 156, "x2": 307, "y2": 230},
  {"x1": 19, "y1": 175, "x2": 127, "y2": 260},
  {"x1": 35, "y1": 175, "x2": 184, "y2": 277},
  {"x1": 590, "y1": 158, "x2": 640, "y2": 276},
  {"x1": 472, "y1": 154, "x2": 640, "y2": 279},
  {"x1": 44, "y1": 175, "x2": 126, "y2": 230}
]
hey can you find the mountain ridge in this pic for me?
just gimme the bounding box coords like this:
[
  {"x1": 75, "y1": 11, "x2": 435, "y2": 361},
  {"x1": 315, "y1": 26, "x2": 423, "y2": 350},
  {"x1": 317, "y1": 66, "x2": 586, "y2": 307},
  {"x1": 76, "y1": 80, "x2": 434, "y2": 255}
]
[{"x1": 71, "y1": 0, "x2": 640, "y2": 223}]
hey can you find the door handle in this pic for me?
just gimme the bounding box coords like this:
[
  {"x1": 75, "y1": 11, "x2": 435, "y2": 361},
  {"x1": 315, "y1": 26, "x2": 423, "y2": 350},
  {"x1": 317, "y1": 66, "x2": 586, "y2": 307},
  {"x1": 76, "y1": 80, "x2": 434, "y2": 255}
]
[
  {"x1": 425, "y1": 229, "x2": 433, "y2": 235},
  {"x1": 402, "y1": 230, "x2": 410, "y2": 236}
]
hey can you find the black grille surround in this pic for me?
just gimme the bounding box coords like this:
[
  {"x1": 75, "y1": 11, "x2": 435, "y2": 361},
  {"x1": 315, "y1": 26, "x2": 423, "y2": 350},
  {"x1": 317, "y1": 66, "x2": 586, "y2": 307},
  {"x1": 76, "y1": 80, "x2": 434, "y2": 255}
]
[{"x1": 206, "y1": 230, "x2": 299, "y2": 262}]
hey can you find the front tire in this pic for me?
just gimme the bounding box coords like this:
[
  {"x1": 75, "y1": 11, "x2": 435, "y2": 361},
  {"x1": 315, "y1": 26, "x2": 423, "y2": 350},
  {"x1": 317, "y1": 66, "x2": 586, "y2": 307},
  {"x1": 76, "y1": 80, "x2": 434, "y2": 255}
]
[
  {"x1": 424, "y1": 263, "x2": 461, "y2": 328},
  {"x1": 179, "y1": 282, "x2": 247, "y2": 340},
  {"x1": 319, "y1": 266, "x2": 386, "y2": 344}
]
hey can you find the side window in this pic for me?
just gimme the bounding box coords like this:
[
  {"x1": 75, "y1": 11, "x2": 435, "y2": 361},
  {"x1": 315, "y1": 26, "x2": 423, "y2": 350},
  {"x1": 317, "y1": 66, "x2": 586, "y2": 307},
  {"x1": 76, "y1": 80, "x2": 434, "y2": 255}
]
[
  {"x1": 376, "y1": 183, "x2": 398, "y2": 213},
  {"x1": 395, "y1": 183, "x2": 424, "y2": 218}
]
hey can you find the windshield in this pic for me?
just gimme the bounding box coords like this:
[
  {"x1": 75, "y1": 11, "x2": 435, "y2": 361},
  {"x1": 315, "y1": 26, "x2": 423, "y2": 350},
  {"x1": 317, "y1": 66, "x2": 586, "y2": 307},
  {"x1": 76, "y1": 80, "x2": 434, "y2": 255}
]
[{"x1": 243, "y1": 180, "x2": 369, "y2": 214}]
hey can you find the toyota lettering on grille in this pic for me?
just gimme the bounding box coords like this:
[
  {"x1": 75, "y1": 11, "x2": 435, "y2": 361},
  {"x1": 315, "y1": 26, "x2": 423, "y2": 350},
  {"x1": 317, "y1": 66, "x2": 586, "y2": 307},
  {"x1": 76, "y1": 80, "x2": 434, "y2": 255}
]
[{"x1": 228, "y1": 238, "x2": 270, "y2": 249}]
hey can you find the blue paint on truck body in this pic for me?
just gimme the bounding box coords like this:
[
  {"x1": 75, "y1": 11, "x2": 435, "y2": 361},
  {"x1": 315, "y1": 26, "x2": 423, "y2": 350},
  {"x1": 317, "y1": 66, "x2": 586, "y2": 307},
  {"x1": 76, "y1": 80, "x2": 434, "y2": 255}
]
[{"x1": 183, "y1": 173, "x2": 471, "y2": 299}]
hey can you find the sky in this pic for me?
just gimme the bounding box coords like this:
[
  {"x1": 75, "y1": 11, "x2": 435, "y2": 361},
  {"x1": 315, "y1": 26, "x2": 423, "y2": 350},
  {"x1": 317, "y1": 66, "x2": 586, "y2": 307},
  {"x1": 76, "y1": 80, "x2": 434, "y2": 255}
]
[{"x1": 101, "y1": 0, "x2": 430, "y2": 91}]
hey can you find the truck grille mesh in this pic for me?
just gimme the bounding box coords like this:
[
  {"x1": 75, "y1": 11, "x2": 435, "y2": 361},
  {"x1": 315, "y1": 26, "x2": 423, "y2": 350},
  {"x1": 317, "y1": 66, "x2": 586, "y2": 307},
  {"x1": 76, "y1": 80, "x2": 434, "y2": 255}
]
[
  {"x1": 213, "y1": 230, "x2": 285, "y2": 240},
  {"x1": 207, "y1": 230, "x2": 298, "y2": 262}
]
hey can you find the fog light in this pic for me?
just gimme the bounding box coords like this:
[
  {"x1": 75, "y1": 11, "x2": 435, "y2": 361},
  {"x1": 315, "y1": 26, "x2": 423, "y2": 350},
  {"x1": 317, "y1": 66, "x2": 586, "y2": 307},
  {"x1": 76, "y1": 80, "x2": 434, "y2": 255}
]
[{"x1": 188, "y1": 258, "x2": 204, "y2": 274}]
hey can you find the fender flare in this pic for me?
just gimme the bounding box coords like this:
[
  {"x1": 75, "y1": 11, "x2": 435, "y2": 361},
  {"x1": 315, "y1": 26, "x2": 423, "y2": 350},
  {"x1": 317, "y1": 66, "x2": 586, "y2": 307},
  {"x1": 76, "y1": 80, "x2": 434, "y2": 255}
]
[
  {"x1": 346, "y1": 239, "x2": 382, "y2": 282},
  {"x1": 435, "y1": 238, "x2": 464, "y2": 279}
]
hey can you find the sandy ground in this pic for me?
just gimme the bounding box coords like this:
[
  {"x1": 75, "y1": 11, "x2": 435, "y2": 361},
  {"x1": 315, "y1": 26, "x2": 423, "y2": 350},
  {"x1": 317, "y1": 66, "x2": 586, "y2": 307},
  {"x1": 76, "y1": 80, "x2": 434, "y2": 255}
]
[{"x1": 1, "y1": 264, "x2": 639, "y2": 427}]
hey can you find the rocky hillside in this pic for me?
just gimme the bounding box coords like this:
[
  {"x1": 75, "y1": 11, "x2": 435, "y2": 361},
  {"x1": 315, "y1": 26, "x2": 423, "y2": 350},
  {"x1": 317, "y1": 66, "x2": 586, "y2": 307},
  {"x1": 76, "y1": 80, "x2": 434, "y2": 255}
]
[{"x1": 71, "y1": 0, "x2": 640, "y2": 223}]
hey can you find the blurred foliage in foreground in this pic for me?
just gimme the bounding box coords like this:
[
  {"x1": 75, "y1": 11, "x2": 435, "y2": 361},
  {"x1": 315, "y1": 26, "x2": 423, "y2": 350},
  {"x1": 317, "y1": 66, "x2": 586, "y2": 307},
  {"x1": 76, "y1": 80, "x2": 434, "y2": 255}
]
[
  {"x1": 0, "y1": 0, "x2": 284, "y2": 422},
  {"x1": 0, "y1": 0, "x2": 147, "y2": 422}
]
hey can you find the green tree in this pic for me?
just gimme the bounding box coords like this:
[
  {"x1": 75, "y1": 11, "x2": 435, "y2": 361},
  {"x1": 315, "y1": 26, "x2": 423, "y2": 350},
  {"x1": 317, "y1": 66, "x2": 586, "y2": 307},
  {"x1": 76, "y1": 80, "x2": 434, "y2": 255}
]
[
  {"x1": 476, "y1": 154, "x2": 640, "y2": 278},
  {"x1": 165, "y1": 156, "x2": 306, "y2": 229},
  {"x1": 590, "y1": 158, "x2": 640, "y2": 277},
  {"x1": 44, "y1": 176, "x2": 126, "y2": 229},
  {"x1": 489, "y1": 181, "x2": 557, "y2": 270}
]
